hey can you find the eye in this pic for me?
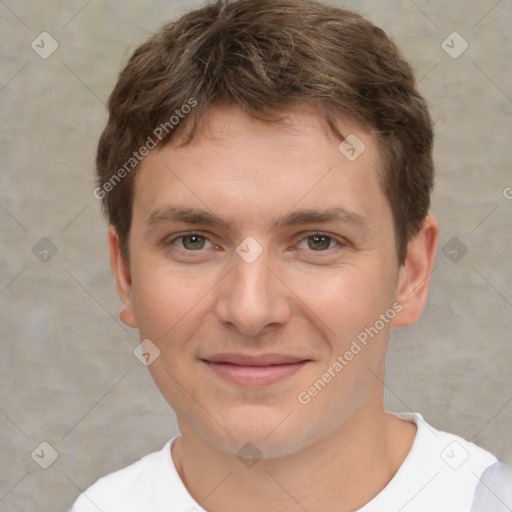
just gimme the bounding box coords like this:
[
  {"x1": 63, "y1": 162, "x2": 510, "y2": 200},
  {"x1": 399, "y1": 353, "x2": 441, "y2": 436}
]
[
  {"x1": 296, "y1": 233, "x2": 343, "y2": 252},
  {"x1": 167, "y1": 233, "x2": 214, "y2": 251}
]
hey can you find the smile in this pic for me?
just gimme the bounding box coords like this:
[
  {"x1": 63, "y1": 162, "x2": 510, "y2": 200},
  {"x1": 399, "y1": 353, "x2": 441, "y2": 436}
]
[{"x1": 201, "y1": 353, "x2": 311, "y2": 387}]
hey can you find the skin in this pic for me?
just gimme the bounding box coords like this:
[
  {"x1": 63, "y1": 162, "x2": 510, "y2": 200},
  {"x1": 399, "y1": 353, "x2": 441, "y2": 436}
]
[{"x1": 109, "y1": 104, "x2": 439, "y2": 511}]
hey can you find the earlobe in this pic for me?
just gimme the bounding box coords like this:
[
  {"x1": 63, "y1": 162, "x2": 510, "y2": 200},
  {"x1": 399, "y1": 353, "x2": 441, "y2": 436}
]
[
  {"x1": 108, "y1": 226, "x2": 138, "y2": 328},
  {"x1": 392, "y1": 215, "x2": 439, "y2": 328}
]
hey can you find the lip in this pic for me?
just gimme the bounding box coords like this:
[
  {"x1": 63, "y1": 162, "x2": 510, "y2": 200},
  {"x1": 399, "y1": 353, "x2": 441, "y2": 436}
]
[{"x1": 201, "y1": 353, "x2": 311, "y2": 387}]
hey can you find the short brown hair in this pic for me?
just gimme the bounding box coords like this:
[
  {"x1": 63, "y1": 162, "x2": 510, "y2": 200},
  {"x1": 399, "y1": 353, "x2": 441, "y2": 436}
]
[{"x1": 96, "y1": 0, "x2": 434, "y2": 264}]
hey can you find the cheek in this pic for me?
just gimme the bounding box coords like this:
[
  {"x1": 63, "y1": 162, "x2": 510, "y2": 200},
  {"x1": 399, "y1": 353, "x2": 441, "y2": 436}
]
[
  {"x1": 293, "y1": 267, "x2": 395, "y2": 425},
  {"x1": 289, "y1": 262, "x2": 397, "y2": 344},
  {"x1": 130, "y1": 259, "x2": 210, "y2": 338}
]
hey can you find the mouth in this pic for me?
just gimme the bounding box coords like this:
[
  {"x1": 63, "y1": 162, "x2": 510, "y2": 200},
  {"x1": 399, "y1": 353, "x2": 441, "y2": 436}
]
[{"x1": 200, "y1": 353, "x2": 311, "y2": 387}]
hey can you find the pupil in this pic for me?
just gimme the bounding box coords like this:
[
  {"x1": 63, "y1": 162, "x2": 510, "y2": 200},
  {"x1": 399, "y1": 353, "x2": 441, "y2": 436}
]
[
  {"x1": 309, "y1": 235, "x2": 330, "y2": 250},
  {"x1": 184, "y1": 235, "x2": 204, "y2": 250}
]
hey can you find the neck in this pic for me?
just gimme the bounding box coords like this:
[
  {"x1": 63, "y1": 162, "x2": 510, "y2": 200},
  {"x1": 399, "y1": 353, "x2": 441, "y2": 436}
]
[{"x1": 171, "y1": 383, "x2": 416, "y2": 512}]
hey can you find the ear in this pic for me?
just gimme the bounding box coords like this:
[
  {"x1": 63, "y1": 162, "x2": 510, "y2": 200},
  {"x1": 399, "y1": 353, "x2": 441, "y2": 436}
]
[
  {"x1": 108, "y1": 226, "x2": 138, "y2": 328},
  {"x1": 392, "y1": 215, "x2": 439, "y2": 327}
]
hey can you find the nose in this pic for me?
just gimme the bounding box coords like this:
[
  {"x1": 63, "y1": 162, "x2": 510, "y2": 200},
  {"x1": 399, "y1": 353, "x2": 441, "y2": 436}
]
[{"x1": 215, "y1": 250, "x2": 291, "y2": 337}]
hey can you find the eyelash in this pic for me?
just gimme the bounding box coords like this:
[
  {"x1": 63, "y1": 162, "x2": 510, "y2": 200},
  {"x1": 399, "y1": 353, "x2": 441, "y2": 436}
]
[{"x1": 164, "y1": 231, "x2": 347, "y2": 257}]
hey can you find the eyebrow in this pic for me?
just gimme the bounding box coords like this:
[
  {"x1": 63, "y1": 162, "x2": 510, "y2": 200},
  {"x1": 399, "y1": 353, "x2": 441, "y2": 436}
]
[{"x1": 145, "y1": 206, "x2": 367, "y2": 231}]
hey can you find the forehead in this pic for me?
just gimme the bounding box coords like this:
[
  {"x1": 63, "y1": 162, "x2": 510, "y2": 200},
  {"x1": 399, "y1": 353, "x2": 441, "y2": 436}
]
[
  {"x1": 175, "y1": 103, "x2": 373, "y2": 155},
  {"x1": 133, "y1": 104, "x2": 388, "y2": 229}
]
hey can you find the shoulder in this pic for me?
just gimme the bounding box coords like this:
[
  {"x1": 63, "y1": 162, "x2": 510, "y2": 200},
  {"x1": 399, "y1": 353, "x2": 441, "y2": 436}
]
[
  {"x1": 69, "y1": 438, "x2": 177, "y2": 512},
  {"x1": 400, "y1": 412, "x2": 498, "y2": 480},
  {"x1": 406, "y1": 412, "x2": 497, "y2": 470},
  {"x1": 362, "y1": 412, "x2": 499, "y2": 512}
]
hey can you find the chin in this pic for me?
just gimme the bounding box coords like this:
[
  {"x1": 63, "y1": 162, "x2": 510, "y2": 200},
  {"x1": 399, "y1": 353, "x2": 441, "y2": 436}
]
[{"x1": 202, "y1": 405, "x2": 314, "y2": 459}]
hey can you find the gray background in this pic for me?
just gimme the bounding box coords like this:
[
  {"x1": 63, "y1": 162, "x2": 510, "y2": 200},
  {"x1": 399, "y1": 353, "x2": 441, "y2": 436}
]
[{"x1": 0, "y1": 0, "x2": 511, "y2": 511}]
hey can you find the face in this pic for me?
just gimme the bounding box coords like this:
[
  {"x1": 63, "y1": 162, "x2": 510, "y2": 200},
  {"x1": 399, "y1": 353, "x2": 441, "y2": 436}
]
[{"x1": 110, "y1": 104, "x2": 436, "y2": 458}]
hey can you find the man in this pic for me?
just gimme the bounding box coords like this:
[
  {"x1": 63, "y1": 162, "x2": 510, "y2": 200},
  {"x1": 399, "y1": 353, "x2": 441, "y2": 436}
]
[{"x1": 71, "y1": 0, "x2": 510, "y2": 510}]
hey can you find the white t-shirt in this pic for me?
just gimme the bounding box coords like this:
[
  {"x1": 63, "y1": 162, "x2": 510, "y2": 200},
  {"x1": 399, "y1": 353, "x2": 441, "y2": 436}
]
[{"x1": 69, "y1": 412, "x2": 504, "y2": 512}]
